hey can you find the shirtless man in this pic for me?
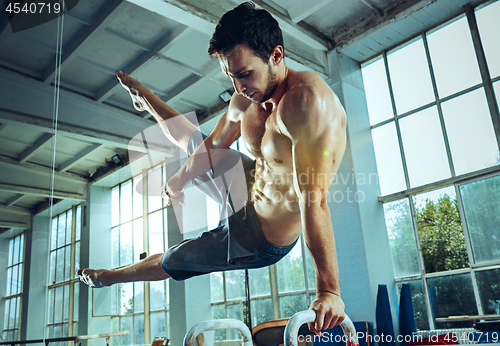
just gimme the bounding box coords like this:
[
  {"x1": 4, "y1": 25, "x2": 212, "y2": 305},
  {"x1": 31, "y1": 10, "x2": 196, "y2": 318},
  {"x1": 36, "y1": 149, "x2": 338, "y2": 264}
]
[{"x1": 77, "y1": 2, "x2": 346, "y2": 335}]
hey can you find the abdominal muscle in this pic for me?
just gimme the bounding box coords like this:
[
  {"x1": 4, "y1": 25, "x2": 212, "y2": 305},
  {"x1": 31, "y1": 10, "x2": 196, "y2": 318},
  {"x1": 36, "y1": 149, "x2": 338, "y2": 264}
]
[{"x1": 250, "y1": 158, "x2": 303, "y2": 247}]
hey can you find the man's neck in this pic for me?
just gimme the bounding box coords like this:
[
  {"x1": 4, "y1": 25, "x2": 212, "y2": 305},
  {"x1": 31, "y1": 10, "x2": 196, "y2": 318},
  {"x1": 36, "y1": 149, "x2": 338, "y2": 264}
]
[{"x1": 263, "y1": 65, "x2": 289, "y2": 111}]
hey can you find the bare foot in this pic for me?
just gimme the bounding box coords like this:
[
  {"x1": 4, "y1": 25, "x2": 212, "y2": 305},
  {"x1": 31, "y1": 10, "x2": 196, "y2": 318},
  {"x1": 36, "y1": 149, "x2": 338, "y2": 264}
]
[
  {"x1": 77, "y1": 268, "x2": 111, "y2": 288},
  {"x1": 116, "y1": 71, "x2": 151, "y2": 112}
]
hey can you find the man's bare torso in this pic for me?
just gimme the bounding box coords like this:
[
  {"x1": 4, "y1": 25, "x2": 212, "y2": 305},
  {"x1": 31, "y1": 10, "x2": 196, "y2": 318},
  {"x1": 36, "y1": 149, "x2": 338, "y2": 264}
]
[{"x1": 234, "y1": 70, "x2": 345, "y2": 247}]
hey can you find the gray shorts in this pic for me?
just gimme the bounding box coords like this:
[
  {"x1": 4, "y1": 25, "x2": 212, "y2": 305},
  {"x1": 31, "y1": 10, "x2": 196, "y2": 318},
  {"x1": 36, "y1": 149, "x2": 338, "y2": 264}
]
[{"x1": 160, "y1": 130, "x2": 297, "y2": 280}]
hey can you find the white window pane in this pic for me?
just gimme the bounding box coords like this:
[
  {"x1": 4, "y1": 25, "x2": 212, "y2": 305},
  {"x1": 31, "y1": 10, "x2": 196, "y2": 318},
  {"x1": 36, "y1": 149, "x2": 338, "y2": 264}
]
[
  {"x1": 50, "y1": 220, "x2": 58, "y2": 251},
  {"x1": 279, "y1": 294, "x2": 306, "y2": 318},
  {"x1": 227, "y1": 304, "x2": 242, "y2": 340},
  {"x1": 56, "y1": 248, "x2": 65, "y2": 283},
  {"x1": 413, "y1": 187, "x2": 468, "y2": 273},
  {"x1": 64, "y1": 246, "x2": 71, "y2": 281},
  {"x1": 121, "y1": 181, "x2": 133, "y2": 224},
  {"x1": 248, "y1": 267, "x2": 270, "y2": 297},
  {"x1": 74, "y1": 283, "x2": 79, "y2": 322},
  {"x1": 4, "y1": 299, "x2": 10, "y2": 330},
  {"x1": 19, "y1": 234, "x2": 24, "y2": 261},
  {"x1": 276, "y1": 240, "x2": 304, "y2": 293},
  {"x1": 148, "y1": 168, "x2": 163, "y2": 213},
  {"x1": 133, "y1": 177, "x2": 143, "y2": 219},
  {"x1": 76, "y1": 206, "x2": 81, "y2": 241},
  {"x1": 112, "y1": 187, "x2": 119, "y2": 227},
  {"x1": 57, "y1": 213, "x2": 66, "y2": 248},
  {"x1": 134, "y1": 282, "x2": 144, "y2": 313},
  {"x1": 66, "y1": 210, "x2": 73, "y2": 245},
  {"x1": 388, "y1": 39, "x2": 435, "y2": 115},
  {"x1": 427, "y1": 17, "x2": 482, "y2": 98},
  {"x1": 120, "y1": 283, "x2": 134, "y2": 315},
  {"x1": 62, "y1": 323, "x2": 68, "y2": 337},
  {"x1": 49, "y1": 251, "x2": 56, "y2": 285},
  {"x1": 6, "y1": 268, "x2": 11, "y2": 296},
  {"x1": 11, "y1": 264, "x2": 18, "y2": 295},
  {"x1": 210, "y1": 272, "x2": 224, "y2": 303},
  {"x1": 361, "y1": 57, "x2": 394, "y2": 125},
  {"x1": 384, "y1": 199, "x2": 420, "y2": 277},
  {"x1": 47, "y1": 288, "x2": 54, "y2": 324},
  {"x1": 149, "y1": 280, "x2": 165, "y2": 311},
  {"x1": 149, "y1": 210, "x2": 164, "y2": 255},
  {"x1": 476, "y1": 268, "x2": 500, "y2": 314},
  {"x1": 13, "y1": 236, "x2": 20, "y2": 264},
  {"x1": 14, "y1": 297, "x2": 20, "y2": 329},
  {"x1": 15, "y1": 264, "x2": 22, "y2": 295},
  {"x1": 120, "y1": 222, "x2": 133, "y2": 267},
  {"x1": 8, "y1": 238, "x2": 13, "y2": 267},
  {"x1": 74, "y1": 242, "x2": 80, "y2": 278},
  {"x1": 63, "y1": 285, "x2": 69, "y2": 322},
  {"x1": 133, "y1": 218, "x2": 143, "y2": 263},
  {"x1": 476, "y1": 0, "x2": 500, "y2": 79},
  {"x1": 371, "y1": 123, "x2": 407, "y2": 195},
  {"x1": 211, "y1": 305, "x2": 226, "y2": 341},
  {"x1": 442, "y1": 88, "x2": 499, "y2": 175},
  {"x1": 250, "y1": 298, "x2": 273, "y2": 326},
  {"x1": 225, "y1": 270, "x2": 245, "y2": 300},
  {"x1": 111, "y1": 227, "x2": 119, "y2": 268},
  {"x1": 120, "y1": 316, "x2": 133, "y2": 345},
  {"x1": 400, "y1": 107, "x2": 450, "y2": 187},
  {"x1": 134, "y1": 314, "x2": 145, "y2": 344},
  {"x1": 150, "y1": 312, "x2": 166, "y2": 341},
  {"x1": 54, "y1": 286, "x2": 63, "y2": 323},
  {"x1": 460, "y1": 174, "x2": 500, "y2": 264},
  {"x1": 427, "y1": 273, "x2": 477, "y2": 329}
]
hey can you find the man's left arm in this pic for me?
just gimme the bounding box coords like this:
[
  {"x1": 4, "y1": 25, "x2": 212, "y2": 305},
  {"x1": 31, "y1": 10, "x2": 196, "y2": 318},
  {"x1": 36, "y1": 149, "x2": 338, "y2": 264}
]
[{"x1": 279, "y1": 82, "x2": 346, "y2": 335}]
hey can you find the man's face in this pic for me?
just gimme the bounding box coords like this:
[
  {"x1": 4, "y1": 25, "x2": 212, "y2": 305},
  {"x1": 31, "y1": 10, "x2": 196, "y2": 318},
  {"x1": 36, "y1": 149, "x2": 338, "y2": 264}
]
[{"x1": 218, "y1": 43, "x2": 278, "y2": 104}]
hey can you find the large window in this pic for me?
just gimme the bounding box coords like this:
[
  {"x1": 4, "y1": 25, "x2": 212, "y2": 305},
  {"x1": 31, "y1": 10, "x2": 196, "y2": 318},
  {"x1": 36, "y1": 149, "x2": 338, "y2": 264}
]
[
  {"x1": 46, "y1": 207, "x2": 81, "y2": 341},
  {"x1": 2, "y1": 233, "x2": 24, "y2": 341},
  {"x1": 107, "y1": 167, "x2": 170, "y2": 345},
  {"x1": 362, "y1": 1, "x2": 500, "y2": 330}
]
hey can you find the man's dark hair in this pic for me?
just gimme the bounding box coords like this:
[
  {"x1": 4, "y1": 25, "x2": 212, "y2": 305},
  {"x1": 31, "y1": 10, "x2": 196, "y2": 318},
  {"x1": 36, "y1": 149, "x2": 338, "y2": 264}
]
[{"x1": 208, "y1": 2, "x2": 284, "y2": 62}]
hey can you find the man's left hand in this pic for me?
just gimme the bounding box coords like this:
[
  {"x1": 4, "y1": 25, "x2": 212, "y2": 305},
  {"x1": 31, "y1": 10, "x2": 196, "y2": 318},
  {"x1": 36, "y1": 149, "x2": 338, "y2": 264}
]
[
  {"x1": 161, "y1": 176, "x2": 185, "y2": 206},
  {"x1": 308, "y1": 291, "x2": 345, "y2": 335}
]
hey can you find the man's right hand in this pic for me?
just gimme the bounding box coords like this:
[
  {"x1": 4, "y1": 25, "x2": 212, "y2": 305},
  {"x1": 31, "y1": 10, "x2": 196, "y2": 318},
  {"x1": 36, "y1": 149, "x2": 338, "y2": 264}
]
[
  {"x1": 161, "y1": 181, "x2": 185, "y2": 207},
  {"x1": 116, "y1": 71, "x2": 152, "y2": 113}
]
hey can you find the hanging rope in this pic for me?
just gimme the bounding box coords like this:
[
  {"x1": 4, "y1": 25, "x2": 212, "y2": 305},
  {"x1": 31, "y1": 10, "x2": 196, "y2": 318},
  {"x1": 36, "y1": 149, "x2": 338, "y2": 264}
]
[{"x1": 43, "y1": 0, "x2": 66, "y2": 341}]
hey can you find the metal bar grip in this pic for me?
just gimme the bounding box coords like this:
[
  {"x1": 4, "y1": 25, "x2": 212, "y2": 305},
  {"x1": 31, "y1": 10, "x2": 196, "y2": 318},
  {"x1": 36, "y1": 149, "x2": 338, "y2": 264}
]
[
  {"x1": 284, "y1": 310, "x2": 360, "y2": 346},
  {"x1": 183, "y1": 319, "x2": 252, "y2": 346}
]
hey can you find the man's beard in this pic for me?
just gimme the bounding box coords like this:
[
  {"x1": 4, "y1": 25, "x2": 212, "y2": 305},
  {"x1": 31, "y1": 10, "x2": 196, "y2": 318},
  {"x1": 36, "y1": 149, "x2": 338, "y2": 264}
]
[{"x1": 252, "y1": 64, "x2": 278, "y2": 104}]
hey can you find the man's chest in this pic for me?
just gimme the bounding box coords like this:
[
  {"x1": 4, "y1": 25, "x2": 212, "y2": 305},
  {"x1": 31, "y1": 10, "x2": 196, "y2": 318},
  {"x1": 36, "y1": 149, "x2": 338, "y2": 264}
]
[{"x1": 240, "y1": 107, "x2": 293, "y2": 166}]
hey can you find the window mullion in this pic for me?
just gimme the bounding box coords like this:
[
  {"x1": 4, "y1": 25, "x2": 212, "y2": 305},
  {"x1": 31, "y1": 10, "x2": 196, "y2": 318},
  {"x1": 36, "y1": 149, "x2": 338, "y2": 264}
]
[
  {"x1": 408, "y1": 196, "x2": 435, "y2": 330},
  {"x1": 383, "y1": 51, "x2": 411, "y2": 190},
  {"x1": 422, "y1": 32, "x2": 456, "y2": 177},
  {"x1": 464, "y1": 4, "x2": 500, "y2": 153},
  {"x1": 269, "y1": 264, "x2": 280, "y2": 319},
  {"x1": 68, "y1": 206, "x2": 77, "y2": 337}
]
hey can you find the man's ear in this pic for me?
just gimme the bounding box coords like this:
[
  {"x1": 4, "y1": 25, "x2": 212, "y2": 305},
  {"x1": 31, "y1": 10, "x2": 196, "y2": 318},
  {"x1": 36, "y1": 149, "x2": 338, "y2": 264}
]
[{"x1": 270, "y1": 45, "x2": 284, "y2": 66}]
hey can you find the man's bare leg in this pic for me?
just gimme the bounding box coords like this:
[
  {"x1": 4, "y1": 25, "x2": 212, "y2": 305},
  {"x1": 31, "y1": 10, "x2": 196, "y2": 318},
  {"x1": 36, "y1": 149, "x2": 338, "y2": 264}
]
[
  {"x1": 77, "y1": 253, "x2": 169, "y2": 288},
  {"x1": 117, "y1": 71, "x2": 198, "y2": 153}
]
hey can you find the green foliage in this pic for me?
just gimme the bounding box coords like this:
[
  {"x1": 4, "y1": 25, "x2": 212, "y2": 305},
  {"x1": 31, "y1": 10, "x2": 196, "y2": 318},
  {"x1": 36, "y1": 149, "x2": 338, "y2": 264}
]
[{"x1": 415, "y1": 194, "x2": 469, "y2": 273}]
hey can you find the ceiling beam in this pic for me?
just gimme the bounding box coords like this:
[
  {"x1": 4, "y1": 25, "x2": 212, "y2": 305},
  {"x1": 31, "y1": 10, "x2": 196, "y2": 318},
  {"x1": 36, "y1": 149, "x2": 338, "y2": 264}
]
[
  {"x1": 288, "y1": 0, "x2": 334, "y2": 23},
  {"x1": 6, "y1": 194, "x2": 24, "y2": 207},
  {"x1": 360, "y1": 0, "x2": 384, "y2": 16},
  {"x1": 0, "y1": 123, "x2": 8, "y2": 135},
  {"x1": 42, "y1": 0, "x2": 129, "y2": 84},
  {"x1": 128, "y1": 0, "x2": 329, "y2": 72},
  {"x1": 251, "y1": 0, "x2": 333, "y2": 50},
  {"x1": 334, "y1": 0, "x2": 438, "y2": 50},
  {"x1": 0, "y1": 203, "x2": 32, "y2": 216},
  {"x1": 0, "y1": 183, "x2": 86, "y2": 201},
  {"x1": 95, "y1": 25, "x2": 190, "y2": 103},
  {"x1": 0, "y1": 221, "x2": 29, "y2": 229},
  {"x1": 18, "y1": 133, "x2": 53, "y2": 163},
  {"x1": 0, "y1": 154, "x2": 87, "y2": 184},
  {"x1": 57, "y1": 144, "x2": 103, "y2": 172}
]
